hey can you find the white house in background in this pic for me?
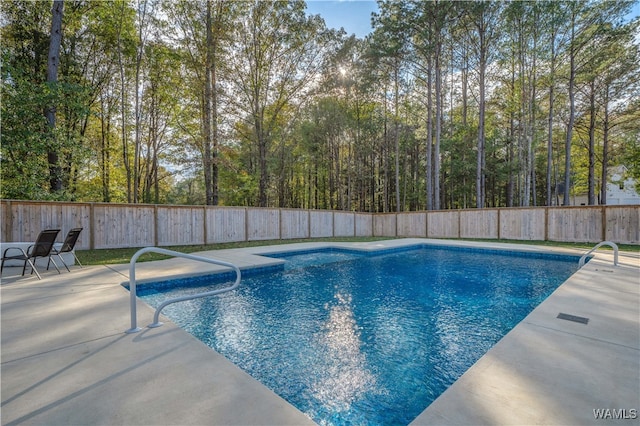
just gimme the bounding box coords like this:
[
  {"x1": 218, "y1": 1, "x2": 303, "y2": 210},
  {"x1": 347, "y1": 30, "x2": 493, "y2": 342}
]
[
  {"x1": 571, "y1": 165, "x2": 640, "y2": 205},
  {"x1": 605, "y1": 165, "x2": 640, "y2": 205}
]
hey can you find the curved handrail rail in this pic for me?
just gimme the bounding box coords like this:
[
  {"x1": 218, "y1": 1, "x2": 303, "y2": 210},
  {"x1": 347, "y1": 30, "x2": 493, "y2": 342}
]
[
  {"x1": 126, "y1": 247, "x2": 241, "y2": 334},
  {"x1": 578, "y1": 241, "x2": 619, "y2": 268}
]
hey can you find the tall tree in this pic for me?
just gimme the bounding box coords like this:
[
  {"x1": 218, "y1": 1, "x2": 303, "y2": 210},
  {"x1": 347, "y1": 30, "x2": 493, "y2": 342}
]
[
  {"x1": 600, "y1": 19, "x2": 640, "y2": 204},
  {"x1": 132, "y1": 0, "x2": 153, "y2": 203},
  {"x1": 563, "y1": 1, "x2": 591, "y2": 205},
  {"x1": 163, "y1": 0, "x2": 235, "y2": 206},
  {"x1": 466, "y1": 1, "x2": 501, "y2": 208},
  {"x1": 429, "y1": 1, "x2": 458, "y2": 210},
  {"x1": 371, "y1": 0, "x2": 410, "y2": 212},
  {"x1": 115, "y1": 0, "x2": 136, "y2": 202},
  {"x1": 229, "y1": 1, "x2": 331, "y2": 206},
  {"x1": 203, "y1": 0, "x2": 219, "y2": 205},
  {"x1": 543, "y1": 0, "x2": 568, "y2": 206},
  {"x1": 1, "y1": 0, "x2": 51, "y2": 199},
  {"x1": 45, "y1": 0, "x2": 64, "y2": 193}
]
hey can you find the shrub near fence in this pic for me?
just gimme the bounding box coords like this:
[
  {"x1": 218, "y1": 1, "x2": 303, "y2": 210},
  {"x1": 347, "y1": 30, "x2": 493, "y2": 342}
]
[{"x1": 1, "y1": 200, "x2": 638, "y2": 249}]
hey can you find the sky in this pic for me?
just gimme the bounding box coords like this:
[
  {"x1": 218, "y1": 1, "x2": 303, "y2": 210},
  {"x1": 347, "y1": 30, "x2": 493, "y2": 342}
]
[
  {"x1": 306, "y1": 0, "x2": 640, "y2": 39},
  {"x1": 305, "y1": 0, "x2": 378, "y2": 38},
  {"x1": 630, "y1": 2, "x2": 640, "y2": 21}
]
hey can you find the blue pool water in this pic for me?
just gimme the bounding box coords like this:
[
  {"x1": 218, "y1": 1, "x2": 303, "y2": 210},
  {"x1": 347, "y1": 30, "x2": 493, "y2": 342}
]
[{"x1": 136, "y1": 245, "x2": 580, "y2": 425}]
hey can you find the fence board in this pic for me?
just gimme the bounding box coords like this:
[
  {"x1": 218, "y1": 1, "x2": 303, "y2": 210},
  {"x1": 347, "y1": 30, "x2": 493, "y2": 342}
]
[
  {"x1": 1, "y1": 201, "x2": 638, "y2": 248},
  {"x1": 397, "y1": 213, "x2": 427, "y2": 237},
  {"x1": 157, "y1": 206, "x2": 205, "y2": 246},
  {"x1": 427, "y1": 211, "x2": 459, "y2": 238},
  {"x1": 374, "y1": 214, "x2": 396, "y2": 237},
  {"x1": 208, "y1": 207, "x2": 246, "y2": 243},
  {"x1": 499, "y1": 208, "x2": 546, "y2": 240},
  {"x1": 59, "y1": 203, "x2": 92, "y2": 249},
  {"x1": 11, "y1": 203, "x2": 58, "y2": 242},
  {"x1": 334, "y1": 212, "x2": 355, "y2": 237},
  {"x1": 547, "y1": 207, "x2": 603, "y2": 243},
  {"x1": 310, "y1": 211, "x2": 333, "y2": 238},
  {"x1": 355, "y1": 213, "x2": 373, "y2": 237},
  {"x1": 93, "y1": 204, "x2": 155, "y2": 249},
  {"x1": 0, "y1": 201, "x2": 9, "y2": 242},
  {"x1": 605, "y1": 206, "x2": 639, "y2": 244},
  {"x1": 281, "y1": 209, "x2": 309, "y2": 239},
  {"x1": 460, "y1": 209, "x2": 498, "y2": 239},
  {"x1": 3, "y1": 201, "x2": 91, "y2": 249},
  {"x1": 247, "y1": 208, "x2": 280, "y2": 241}
]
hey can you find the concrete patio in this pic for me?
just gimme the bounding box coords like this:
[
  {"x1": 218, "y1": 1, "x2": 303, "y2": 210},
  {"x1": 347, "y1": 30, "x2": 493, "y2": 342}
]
[{"x1": 1, "y1": 239, "x2": 638, "y2": 425}]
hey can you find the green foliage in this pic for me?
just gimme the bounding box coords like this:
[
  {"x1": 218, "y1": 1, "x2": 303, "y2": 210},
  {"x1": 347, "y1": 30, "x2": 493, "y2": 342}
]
[{"x1": 1, "y1": 0, "x2": 639, "y2": 211}]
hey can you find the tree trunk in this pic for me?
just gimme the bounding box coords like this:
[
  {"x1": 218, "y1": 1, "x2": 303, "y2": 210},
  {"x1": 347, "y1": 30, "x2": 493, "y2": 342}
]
[
  {"x1": 46, "y1": 0, "x2": 64, "y2": 193},
  {"x1": 133, "y1": 0, "x2": 148, "y2": 203},
  {"x1": 203, "y1": 0, "x2": 214, "y2": 205},
  {"x1": 394, "y1": 60, "x2": 401, "y2": 212},
  {"x1": 547, "y1": 78, "x2": 555, "y2": 206},
  {"x1": 476, "y1": 30, "x2": 486, "y2": 209},
  {"x1": 546, "y1": 25, "x2": 557, "y2": 207},
  {"x1": 507, "y1": 57, "x2": 515, "y2": 207},
  {"x1": 116, "y1": 1, "x2": 131, "y2": 203},
  {"x1": 257, "y1": 118, "x2": 268, "y2": 207},
  {"x1": 100, "y1": 96, "x2": 111, "y2": 202},
  {"x1": 434, "y1": 27, "x2": 442, "y2": 210},
  {"x1": 426, "y1": 53, "x2": 433, "y2": 210},
  {"x1": 462, "y1": 41, "x2": 470, "y2": 209},
  {"x1": 564, "y1": 14, "x2": 576, "y2": 206},
  {"x1": 601, "y1": 86, "x2": 610, "y2": 205},
  {"x1": 587, "y1": 79, "x2": 596, "y2": 205}
]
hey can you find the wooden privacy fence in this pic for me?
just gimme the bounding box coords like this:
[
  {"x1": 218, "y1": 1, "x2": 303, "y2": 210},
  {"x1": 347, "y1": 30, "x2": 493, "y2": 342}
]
[{"x1": 1, "y1": 200, "x2": 638, "y2": 250}]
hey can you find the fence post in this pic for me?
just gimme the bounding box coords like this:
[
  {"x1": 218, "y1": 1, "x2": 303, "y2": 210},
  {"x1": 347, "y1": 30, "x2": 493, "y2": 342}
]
[
  {"x1": 370, "y1": 212, "x2": 374, "y2": 237},
  {"x1": 601, "y1": 205, "x2": 607, "y2": 242},
  {"x1": 203, "y1": 205, "x2": 208, "y2": 245},
  {"x1": 244, "y1": 207, "x2": 249, "y2": 242},
  {"x1": 394, "y1": 212, "x2": 399, "y2": 237},
  {"x1": 425, "y1": 211, "x2": 429, "y2": 238},
  {"x1": 353, "y1": 212, "x2": 356, "y2": 237},
  {"x1": 153, "y1": 204, "x2": 159, "y2": 246},
  {"x1": 333, "y1": 211, "x2": 336, "y2": 237},
  {"x1": 544, "y1": 207, "x2": 549, "y2": 241},
  {"x1": 89, "y1": 203, "x2": 95, "y2": 250},
  {"x1": 3, "y1": 200, "x2": 13, "y2": 242}
]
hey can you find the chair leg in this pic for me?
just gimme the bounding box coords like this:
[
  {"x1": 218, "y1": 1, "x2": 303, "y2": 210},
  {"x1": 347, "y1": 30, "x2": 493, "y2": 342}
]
[
  {"x1": 47, "y1": 256, "x2": 61, "y2": 274},
  {"x1": 72, "y1": 252, "x2": 83, "y2": 268},
  {"x1": 56, "y1": 254, "x2": 71, "y2": 272},
  {"x1": 26, "y1": 259, "x2": 41, "y2": 280}
]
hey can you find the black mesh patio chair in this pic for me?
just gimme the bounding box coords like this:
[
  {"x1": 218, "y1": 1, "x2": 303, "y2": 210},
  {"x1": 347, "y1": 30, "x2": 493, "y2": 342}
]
[
  {"x1": 1, "y1": 229, "x2": 61, "y2": 280},
  {"x1": 49, "y1": 228, "x2": 83, "y2": 272}
]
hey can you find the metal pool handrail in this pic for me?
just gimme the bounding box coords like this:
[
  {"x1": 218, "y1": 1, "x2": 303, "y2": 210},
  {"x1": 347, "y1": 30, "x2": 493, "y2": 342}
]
[
  {"x1": 578, "y1": 241, "x2": 619, "y2": 268},
  {"x1": 126, "y1": 247, "x2": 241, "y2": 334}
]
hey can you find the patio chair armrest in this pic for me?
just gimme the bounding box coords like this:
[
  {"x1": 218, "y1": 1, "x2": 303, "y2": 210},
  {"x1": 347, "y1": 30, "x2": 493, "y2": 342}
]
[{"x1": 2, "y1": 247, "x2": 29, "y2": 258}]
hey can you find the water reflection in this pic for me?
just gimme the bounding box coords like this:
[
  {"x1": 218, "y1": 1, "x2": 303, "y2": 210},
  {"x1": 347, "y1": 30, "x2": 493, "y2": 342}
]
[
  {"x1": 311, "y1": 292, "x2": 376, "y2": 413},
  {"x1": 208, "y1": 292, "x2": 257, "y2": 358}
]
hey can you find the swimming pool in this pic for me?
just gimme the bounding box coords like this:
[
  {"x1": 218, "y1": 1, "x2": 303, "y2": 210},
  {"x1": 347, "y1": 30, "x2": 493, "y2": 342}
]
[{"x1": 135, "y1": 245, "x2": 581, "y2": 425}]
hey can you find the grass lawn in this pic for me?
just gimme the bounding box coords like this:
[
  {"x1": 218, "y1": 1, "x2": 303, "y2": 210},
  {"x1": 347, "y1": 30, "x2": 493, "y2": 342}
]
[{"x1": 75, "y1": 237, "x2": 639, "y2": 265}]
